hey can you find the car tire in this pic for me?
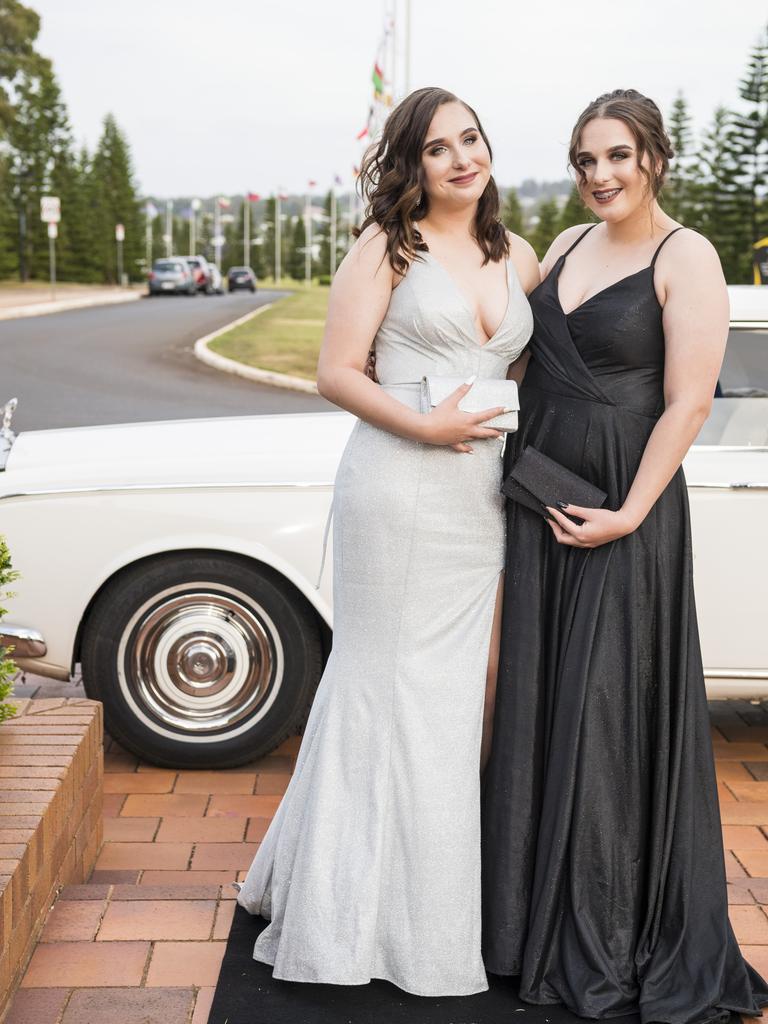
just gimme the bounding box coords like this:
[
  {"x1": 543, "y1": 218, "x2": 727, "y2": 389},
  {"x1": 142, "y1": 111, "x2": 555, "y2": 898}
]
[
  {"x1": 80, "y1": 553, "x2": 323, "y2": 768},
  {"x1": 250, "y1": 285, "x2": 256, "y2": 293}
]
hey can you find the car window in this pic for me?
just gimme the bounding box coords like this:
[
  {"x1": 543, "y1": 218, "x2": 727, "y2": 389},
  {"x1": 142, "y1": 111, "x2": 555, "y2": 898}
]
[
  {"x1": 694, "y1": 328, "x2": 768, "y2": 446},
  {"x1": 720, "y1": 328, "x2": 768, "y2": 398},
  {"x1": 154, "y1": 260, "x2": 183, "y2": 272}
]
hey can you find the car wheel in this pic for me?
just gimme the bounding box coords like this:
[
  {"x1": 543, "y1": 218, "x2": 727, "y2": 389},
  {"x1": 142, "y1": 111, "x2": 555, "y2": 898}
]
[
  {"x1": 80, "y1": 553, "x2": 323, "y2": 768},
  {"x1": 250, "y1": 285, "x2": 256, "y2": 293}
]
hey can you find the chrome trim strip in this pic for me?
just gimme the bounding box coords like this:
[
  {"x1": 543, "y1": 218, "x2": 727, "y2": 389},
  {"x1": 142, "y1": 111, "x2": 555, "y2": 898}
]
[
  {"x1": 0, "y1": 480, "x2": 336, "y2": 501},
  {"x1": 687, "y1": 482, "x2": 768, "y2": 490},
  {"x1": 0, "y1": 625, "x2": 47, "y2": 658},
  {"x1": 691, "y1": 445, "x2": 768, "y2": 452},
  {"x1": 705, "y1": 669, "x2": 768, "y2": 680}
]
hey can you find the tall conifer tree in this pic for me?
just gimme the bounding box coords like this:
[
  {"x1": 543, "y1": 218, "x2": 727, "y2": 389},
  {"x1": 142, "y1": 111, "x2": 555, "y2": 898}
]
[{"x1": 88, "y1": 113, "x2": 142, "y2": 282}]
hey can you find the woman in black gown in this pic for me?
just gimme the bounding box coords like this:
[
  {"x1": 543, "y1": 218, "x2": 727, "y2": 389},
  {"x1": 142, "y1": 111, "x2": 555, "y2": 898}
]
[{"x1": 482, "y1": 89, "x2": 768, "y2": 1022}]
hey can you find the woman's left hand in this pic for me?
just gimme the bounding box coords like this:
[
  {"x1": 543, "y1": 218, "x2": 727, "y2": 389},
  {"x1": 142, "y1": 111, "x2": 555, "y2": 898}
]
[{"x1": 544, "y1": 505, "x2": 636, "y2": 548}]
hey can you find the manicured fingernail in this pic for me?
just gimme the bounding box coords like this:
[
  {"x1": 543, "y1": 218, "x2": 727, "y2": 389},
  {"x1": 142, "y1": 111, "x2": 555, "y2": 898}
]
[
  {"x1": 463, "y1": 374, "x2": 477, "y2": 386},
  {"x1": 556, "y1": 500, "x2": 568, "y2": 509},
  {"x1": 503, "y1": 406, "x2": 515, "y2": 413}
]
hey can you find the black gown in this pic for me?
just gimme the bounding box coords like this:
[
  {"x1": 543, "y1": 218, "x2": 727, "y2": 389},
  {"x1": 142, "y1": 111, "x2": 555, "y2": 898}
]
[{"x1": 482, "y1": 226, "x2": 768, "y2": 1023}]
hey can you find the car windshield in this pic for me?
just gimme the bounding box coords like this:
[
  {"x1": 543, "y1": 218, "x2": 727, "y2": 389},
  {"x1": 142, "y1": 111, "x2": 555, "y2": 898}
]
[
  {"x1": 231, "y1": 267, "x2": 250, "y2": 273},
  {"x1": 186, "y1": 259, "x2": 201, "y2": 268},
  {"x1": 694, "y1": 328, "x2": 768, "y2": 447},
  {"x1": 154, "y1": 261, "x2": 184, "y2": 272}
]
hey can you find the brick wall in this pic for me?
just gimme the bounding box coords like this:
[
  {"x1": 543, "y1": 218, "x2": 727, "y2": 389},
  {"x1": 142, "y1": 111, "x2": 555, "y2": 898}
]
[{"x1": 0, "y1": 698, "x2": 103, "y2": 1017}]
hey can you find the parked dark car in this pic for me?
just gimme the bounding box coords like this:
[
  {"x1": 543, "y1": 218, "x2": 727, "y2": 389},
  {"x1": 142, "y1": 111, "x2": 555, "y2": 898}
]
[
  {"x1": 227, "y1": 266, "x2": 257, "y2": 292},
  {"x1": 147, "y1": 258, "x2": 197, "y2": 296},
  {"x1": 184, "y1": 255, "x2": 214, "y2": 294}
]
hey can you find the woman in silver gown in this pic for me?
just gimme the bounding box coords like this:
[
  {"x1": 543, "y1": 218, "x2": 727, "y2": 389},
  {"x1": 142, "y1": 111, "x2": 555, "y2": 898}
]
[{"x1": 236, "y1": 87, "x2": 537, "y2": 996}]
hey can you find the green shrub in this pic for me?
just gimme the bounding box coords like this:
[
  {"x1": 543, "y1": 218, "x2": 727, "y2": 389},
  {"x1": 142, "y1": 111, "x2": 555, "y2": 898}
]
[
  {"x1": 317, "y1": 275, "x2": 332, "y2": 287},
  {"x1": 0, "y1": 536, "x2": 19, "y2": 722}
]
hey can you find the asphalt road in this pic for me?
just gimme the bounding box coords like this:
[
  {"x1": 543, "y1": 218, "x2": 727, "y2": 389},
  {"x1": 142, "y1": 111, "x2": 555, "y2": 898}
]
[{"x1": 1, "y1": 289, "x2": 333, "y2": 433}]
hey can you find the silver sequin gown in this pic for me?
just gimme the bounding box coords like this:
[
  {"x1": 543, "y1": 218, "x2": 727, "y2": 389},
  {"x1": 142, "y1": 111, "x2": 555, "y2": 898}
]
[{"x1": 236, "y1": 251, "x2": 532, "y2": 996}]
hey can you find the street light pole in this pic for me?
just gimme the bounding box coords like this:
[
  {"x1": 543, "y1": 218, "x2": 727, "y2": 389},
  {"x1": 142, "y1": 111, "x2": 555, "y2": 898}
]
[{"x1": 330, "y1": 187, "x2": 337, "y2": 277}]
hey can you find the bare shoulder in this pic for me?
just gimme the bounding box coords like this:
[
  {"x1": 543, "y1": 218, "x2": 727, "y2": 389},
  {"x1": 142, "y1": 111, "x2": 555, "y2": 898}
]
[
  {"x1": 658, "y1": 228, "x2": 722, "y2": 275},
  {"x1": 505, "y1": 231, "x2": 540, "y2": 293},
  {"x1": 540, "y1": 224, "x2": 595, "y2": 278},
  {"x1": 548, "y1": 224, "x2": 594, "y2": 260},
  {"x1": 336, "y1": 223, "x2": 394, "y2": 285}
]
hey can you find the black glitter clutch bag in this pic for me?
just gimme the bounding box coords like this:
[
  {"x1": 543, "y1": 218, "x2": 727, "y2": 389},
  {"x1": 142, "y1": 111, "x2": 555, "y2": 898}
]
[{"x1": 502, "y1": 445, "x2": 607, "y2": 525}]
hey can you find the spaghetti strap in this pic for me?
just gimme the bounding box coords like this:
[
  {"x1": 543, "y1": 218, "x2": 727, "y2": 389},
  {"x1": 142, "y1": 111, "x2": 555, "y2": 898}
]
[
  {"x1": 563, "y1": 224, "x2": 598, "y2": 258},
  {"x1": 650, "y1": 226, "x2": 685, "y2": 268}
]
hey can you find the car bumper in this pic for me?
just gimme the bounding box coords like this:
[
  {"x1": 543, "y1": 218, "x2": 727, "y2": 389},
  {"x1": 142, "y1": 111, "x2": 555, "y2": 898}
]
[{"x1": 0, "y1": 624, "x2": 47, "y2": 658}]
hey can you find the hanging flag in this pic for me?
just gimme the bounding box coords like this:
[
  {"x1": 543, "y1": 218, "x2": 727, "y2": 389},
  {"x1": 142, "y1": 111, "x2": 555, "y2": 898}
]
[
  {"x1": 145, "y1": 201, "x2": 159, "y2": 219},
  {"x1": 247, "y1": 192, "x2": 260, "y2": 202},
  {"x1": 372, "y1": 61, "x2": 384, "y2": 96},
  {"x1": 308, "y1": 179, "x2": 317, "y2": 188},
  {"x1": 334, "y1": 174, "x2": 343, "y2": 186},
  {"x1": 277, "y1": 191, "x2": 289, "y2": 200},
  {"x1": 356, "y1": 125, "x2": 369, "y2": 141},
  {"x1": 217, "y1": 197, "x2": 231, "y2": 208}
]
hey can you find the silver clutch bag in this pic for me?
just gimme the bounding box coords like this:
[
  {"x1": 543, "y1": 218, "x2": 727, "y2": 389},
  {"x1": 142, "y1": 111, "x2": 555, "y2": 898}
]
[{"x1": 420, "y1": 376, "x2": 519, "y2": 432}]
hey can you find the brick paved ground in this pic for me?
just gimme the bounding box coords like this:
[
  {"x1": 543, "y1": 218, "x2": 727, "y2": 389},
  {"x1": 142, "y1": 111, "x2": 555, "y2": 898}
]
[
  {"x1": 4, "y1": 693, "x2": 768, "y2": 1023},
  {"x1": 3, "y1": 727, "x2": 297, "y2": 1024}
]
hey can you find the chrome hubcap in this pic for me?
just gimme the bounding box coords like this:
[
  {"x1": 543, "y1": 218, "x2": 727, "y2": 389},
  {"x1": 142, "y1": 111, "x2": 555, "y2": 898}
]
[{"x1": 118, "y1": 583, "x2": 283, "y2": 735}]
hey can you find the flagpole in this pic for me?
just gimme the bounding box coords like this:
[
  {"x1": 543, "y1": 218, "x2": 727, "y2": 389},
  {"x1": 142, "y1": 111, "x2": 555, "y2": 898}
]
[
  {"x1": 214, "y1": 200, "x2": 222, "y2": 270},
  {"x1": 244, "y1": 196, "x2": 249, "y2": 267},
  {"x1": 405, "y1": 0, "x2": 411, "y2": 94},
  {"x1": 165, "y1": 200, "x2": 172, "y2": 257},
  {"x1": 330, "y1": 186, "x2": 337, "y2": 277},
  {"x1": 275, "y1": 193, "x2": 281, "y2": 284},
  {"x1": 304, "y1": 188, "x2": 311, "y2": 287}
]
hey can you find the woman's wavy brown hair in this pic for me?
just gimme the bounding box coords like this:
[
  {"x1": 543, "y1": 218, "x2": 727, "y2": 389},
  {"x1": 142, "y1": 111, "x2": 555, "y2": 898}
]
[
  {"x1": 355, "y1": 87, "x2": 508, "y2": 275},
  {"x1": 568, "y1": 89, "x2": 674, "y2": 200}
]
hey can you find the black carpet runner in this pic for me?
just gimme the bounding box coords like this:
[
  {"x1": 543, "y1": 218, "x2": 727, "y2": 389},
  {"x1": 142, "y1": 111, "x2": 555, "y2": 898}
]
[{"x1": 208, "y1": 905, "x2": 642, "y2": 1024}]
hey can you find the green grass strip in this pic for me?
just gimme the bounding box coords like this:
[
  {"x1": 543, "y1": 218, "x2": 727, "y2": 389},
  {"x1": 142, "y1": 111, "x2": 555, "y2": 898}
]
[{"x1": 210, "y1": 286, "x2": 329, "y2": 380}]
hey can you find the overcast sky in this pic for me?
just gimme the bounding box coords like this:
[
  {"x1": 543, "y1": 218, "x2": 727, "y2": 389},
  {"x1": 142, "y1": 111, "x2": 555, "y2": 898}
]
[{"x1": 31, "y1": 0, "x2": 768, "y2": 199}]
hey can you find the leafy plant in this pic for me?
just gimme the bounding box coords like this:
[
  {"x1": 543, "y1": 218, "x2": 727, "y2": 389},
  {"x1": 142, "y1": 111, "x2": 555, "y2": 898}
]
[{"x1": 0, "y1": 535, "x2": 19, "y2": 722}]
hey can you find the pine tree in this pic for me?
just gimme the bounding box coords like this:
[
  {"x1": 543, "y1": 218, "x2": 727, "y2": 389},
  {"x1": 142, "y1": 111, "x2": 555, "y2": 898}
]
[
  {"x1": 730, "y1": 25, "x2": 768, "y2": 249},
  {"x1": 0, "y1": 155, "x2": 18, "y2": 277},
  {"x1": 557, "y1": 184, "x2": 594, "y2": 233},
  {"x1": 88, "y1": 113, "x2": 143, "y2": 282},
  {"x1": 5, "y1": 58, "x2": 72, "y2": 280},
  {"x1": 529, "y1": 197, "x2": 560, "y2": 259},
  {"x1": 664, "y1": 92, "x2": 697, "y2": 223},
  {"x1": 0, "y1": 0, "x2": 42, "y2": 135},
  {"x1": 501, "y1": 187, "x2": 524, "y2": 235},
  {"x1": 287, "y1": 214, "x2": 306, "y2": 281},
  {"x1": 694, "y1": 107, "x2": 752, "y2": 282}
]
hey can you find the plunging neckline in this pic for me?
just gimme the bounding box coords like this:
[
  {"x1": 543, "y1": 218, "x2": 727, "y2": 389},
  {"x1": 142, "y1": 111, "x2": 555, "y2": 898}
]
[
  {"x1": 422, "y1": 250, "x2": 512, "y2": 347},
  {"x1": 554, "y1": 257, "x2": 654, "y2": 318}
]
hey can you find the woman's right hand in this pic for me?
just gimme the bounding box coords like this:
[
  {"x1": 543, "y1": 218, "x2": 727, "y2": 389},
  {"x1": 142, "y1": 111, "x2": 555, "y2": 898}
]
[{"x1": 420, "y1": 381, "x2": 505, "y2": 454}]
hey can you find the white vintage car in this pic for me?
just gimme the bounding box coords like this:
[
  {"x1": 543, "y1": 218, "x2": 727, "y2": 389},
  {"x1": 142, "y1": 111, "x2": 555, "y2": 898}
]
[{"x1": 1, "y1": 286, "x2": 766, "y2": 768}]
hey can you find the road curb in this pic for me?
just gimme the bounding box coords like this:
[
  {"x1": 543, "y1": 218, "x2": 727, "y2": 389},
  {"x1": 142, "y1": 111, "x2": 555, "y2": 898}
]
[
  {"x1": 193, "y1": 304, "x2": 320, "y2": 395},
  {"x1": 0, "y1": 289, "x2": 141, "y2": 321}
]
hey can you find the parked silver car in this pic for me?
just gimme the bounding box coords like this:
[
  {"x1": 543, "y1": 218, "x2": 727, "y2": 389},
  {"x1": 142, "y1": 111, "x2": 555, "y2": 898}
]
[{"x1": 147, "y1": 258, "x2": 197, "y2": 296}]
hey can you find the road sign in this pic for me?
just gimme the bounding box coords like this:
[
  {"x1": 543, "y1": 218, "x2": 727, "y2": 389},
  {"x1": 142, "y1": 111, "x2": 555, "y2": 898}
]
[
  {"x1": 47, "y1": 223, "x2": 58, "y2": 239},
  {"x1": 40, "y1": 196, "x2": 61, "y2": 223},
  {"x1": 115, "y1": 224, "x2": 125, "y2": 241}
]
